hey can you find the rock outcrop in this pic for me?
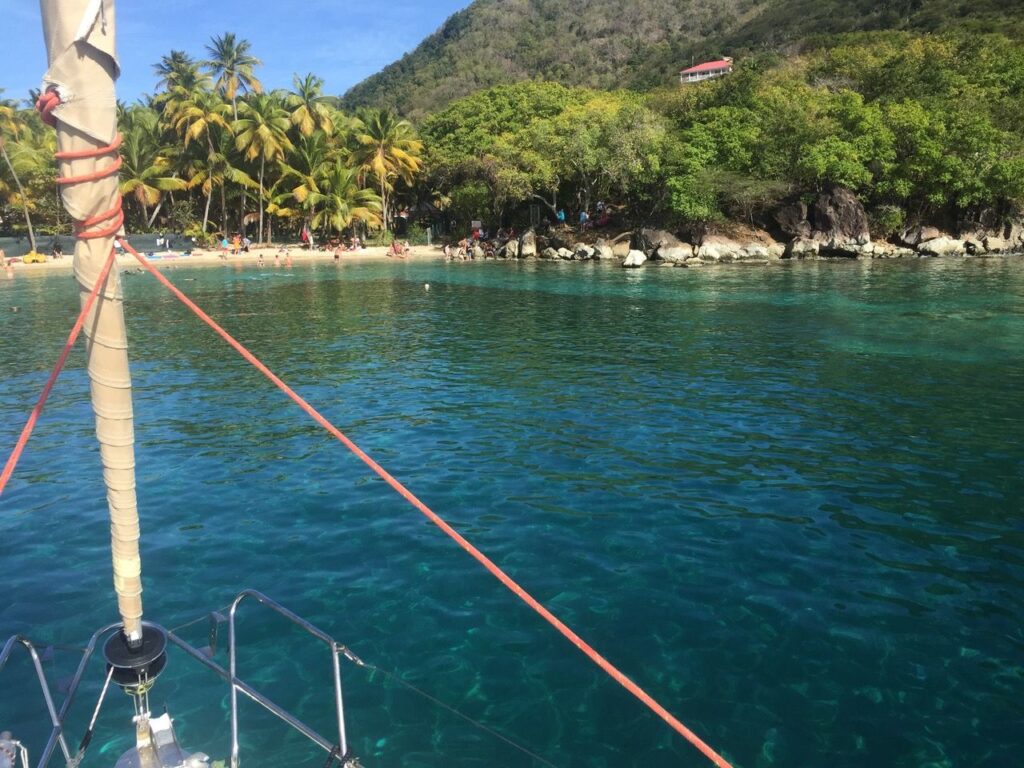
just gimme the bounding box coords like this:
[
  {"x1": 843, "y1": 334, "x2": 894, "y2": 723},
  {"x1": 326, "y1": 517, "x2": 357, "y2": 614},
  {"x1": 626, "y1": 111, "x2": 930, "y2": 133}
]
[
  {"x1": 623, "y1": 250, "x2": 647, "y2": 268},
  {"x1": 519, "y1": 229, "x2": 538, "y2": 258},
  {"x1": 592, "y1": 241, "x2": 616, "y2": 260},
  {"x1": 917, "y1": 236, "x2": 965, "y2": 256},
  {"x1": 654, "y1": 246, "x2": 693, "y2": 264},
  {"x1": 776, "y1": 187, "x2": 871, "y2": 251}
]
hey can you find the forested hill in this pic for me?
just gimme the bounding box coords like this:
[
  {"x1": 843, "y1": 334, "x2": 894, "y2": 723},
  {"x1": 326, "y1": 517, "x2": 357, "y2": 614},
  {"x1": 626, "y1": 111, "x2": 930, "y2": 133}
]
[{"x1": 342, "y1": 0, "x2": 1024, "y2": 118}]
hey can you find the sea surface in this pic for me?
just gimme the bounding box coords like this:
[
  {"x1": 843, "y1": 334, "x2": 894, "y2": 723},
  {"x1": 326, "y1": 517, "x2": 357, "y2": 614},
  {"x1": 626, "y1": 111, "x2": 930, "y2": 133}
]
[{"x1": 1, "y1": 257, "x2": 1022, "y2": 768}]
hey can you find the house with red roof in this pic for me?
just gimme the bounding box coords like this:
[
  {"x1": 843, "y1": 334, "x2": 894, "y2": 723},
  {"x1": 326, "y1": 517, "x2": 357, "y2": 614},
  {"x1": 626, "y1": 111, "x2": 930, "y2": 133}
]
[{"x1": 679, "y1": 57, "x2": 734, "y2": 84}]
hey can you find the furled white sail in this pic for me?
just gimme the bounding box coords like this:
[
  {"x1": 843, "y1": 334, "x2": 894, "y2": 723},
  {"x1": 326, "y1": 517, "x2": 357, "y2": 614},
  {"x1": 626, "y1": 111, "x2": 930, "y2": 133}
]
[{"x1": 38, "y1": 0, "x2": 143, "y2": 645}]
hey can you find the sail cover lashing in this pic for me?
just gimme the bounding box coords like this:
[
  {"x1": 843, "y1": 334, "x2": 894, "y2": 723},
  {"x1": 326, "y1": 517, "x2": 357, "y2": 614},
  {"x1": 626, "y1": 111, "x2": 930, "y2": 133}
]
[{"x1": 39, "y1": 0, "x2": 144, "y2": 645}]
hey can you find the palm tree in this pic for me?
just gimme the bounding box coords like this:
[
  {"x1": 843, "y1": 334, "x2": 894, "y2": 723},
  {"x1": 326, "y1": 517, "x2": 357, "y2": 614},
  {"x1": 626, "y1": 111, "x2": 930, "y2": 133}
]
[
  {"x1": 0, "y1": 93, "x2": 38, "y2": 252},
  {"x1": 234, "y1": 92, "x2": 293, "y2": 243},
  {"x1": 173, "y1": 87, "x2": 232, "y2": 232},
  {"x1": 204, "y1": 33, "x2": 262, "y2": 119},
  {"x1": 119, "y1": 106, "x2": 187, "y2": 228},
  {"x1": 350, "y1": 108, "x2": 423, "y2": 233},
  {"x1": 306, "y1": 161, "x2": 382, "y2": 235},
  {"x1": 287, "y1": 74, "x2": 335, "y2": 137},
  {"x1": 154, "y1": 50, "x2": 204, "y2": 92}
]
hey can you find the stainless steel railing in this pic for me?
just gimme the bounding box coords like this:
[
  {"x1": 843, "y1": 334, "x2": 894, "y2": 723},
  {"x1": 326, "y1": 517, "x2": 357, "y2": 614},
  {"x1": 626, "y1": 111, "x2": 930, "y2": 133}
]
[{"x1": 2, "y1": 592, "x2": 358, "y2": 768}]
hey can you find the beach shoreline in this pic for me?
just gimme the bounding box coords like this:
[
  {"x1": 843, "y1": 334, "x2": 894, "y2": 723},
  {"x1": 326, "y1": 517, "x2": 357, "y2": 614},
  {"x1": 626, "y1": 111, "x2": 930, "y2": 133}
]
[{"x1": 2, "y1": 244, "x2": 446, "y2": 276}]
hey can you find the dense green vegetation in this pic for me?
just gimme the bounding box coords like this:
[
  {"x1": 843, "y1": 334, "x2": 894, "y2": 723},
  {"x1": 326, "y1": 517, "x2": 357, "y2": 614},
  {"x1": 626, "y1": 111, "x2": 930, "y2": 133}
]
[
  {"x1": 343, "y1": 0, "x2": 1024, "y2": 119},
  {"x1": 423, "y1": 32, "x2": 1024, "y2": 236},
  {"x1": 0, "y1": 35, "x2": 422, "y2": 250},
  {"x1": 3, "y1": 0, "x2": 1024, "y2": 248}
]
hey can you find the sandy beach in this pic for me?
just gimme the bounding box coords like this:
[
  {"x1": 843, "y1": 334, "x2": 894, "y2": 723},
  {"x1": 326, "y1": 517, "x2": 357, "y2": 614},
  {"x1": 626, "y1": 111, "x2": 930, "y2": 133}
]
[{"x1": 2, "y1": 243, "x2": 445, "y2": 276}]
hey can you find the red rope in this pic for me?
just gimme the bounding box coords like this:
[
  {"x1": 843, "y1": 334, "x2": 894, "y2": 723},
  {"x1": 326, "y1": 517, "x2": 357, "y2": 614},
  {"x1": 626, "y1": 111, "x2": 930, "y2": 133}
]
[
  {"x1": 0, "y1": 251, "x2": 117, "y2": 497},
  {"x1": 123, "y1": 244, "x2": 735, "y2": 768},
  {"x1": 1, "y1": 96, "x2": 127, "y2": 495},
  {"x1": 22, "y1": 87, "x2": 734, "y2": 766}
]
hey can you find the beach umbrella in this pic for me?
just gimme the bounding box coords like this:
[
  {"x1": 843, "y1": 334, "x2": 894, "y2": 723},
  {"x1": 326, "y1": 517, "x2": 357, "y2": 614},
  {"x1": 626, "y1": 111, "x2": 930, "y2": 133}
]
[{"x1": 39, "y1": 0, "x2": 145, "y2": 648}]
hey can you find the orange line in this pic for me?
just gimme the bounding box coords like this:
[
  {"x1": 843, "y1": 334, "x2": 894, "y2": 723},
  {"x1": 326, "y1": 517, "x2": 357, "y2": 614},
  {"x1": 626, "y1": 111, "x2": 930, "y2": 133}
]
[
  {"x1": 125, "y1": 244, "x2": 735, "y2": 768},
  {"x1": 0, "y1": 251, "x2": 117, "y2": 497}
]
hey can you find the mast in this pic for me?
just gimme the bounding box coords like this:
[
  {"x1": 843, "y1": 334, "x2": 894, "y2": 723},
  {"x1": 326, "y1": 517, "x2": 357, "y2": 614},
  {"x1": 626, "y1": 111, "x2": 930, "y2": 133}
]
[{"x1": 38, "y1": 0, "x2": 144, "y2": 646}]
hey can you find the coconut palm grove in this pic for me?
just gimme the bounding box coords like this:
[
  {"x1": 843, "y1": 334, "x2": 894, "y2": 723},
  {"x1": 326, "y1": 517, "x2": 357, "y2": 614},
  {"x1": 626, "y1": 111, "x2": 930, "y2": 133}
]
[{"x1": 1, "y1": 34, "x2": 423, "y2": 252}]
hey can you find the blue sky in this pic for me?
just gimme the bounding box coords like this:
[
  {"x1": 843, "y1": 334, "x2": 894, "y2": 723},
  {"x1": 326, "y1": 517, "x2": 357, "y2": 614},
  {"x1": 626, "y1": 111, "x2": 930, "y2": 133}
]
[{"x1": 0, "y1": 0, "x2": 471, "y2": 104}]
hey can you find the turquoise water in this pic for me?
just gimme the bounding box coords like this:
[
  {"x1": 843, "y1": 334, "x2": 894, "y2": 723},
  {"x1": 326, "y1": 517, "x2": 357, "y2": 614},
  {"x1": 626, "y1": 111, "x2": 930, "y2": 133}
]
[{"x1": 1, "y1": 258, "x2": 1022, "y2": 767}]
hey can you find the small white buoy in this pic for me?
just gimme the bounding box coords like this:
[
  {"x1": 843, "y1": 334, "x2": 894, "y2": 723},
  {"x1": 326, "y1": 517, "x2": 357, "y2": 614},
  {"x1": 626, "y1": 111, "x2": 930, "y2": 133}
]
[{"x1": 424, "y1": 283, "x2": 430, "y2": 291}]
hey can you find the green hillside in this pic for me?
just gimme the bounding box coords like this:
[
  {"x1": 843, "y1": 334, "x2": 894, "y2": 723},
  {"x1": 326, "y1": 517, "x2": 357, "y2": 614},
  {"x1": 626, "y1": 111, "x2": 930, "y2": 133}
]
[{"x1": 342, "y1": 0, "x2": 1024, "y2": 118}]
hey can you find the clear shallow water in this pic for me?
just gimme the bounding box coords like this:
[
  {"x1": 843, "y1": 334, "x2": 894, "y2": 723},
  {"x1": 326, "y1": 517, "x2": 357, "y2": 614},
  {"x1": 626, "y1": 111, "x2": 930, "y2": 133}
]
[{"x1": 1, "y1": 258, "x2": 1022, "y2": 768}]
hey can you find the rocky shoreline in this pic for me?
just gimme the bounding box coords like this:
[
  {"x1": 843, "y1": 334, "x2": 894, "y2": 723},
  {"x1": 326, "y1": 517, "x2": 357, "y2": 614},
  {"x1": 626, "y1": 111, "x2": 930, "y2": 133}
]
[{"x1": 488, "y1": 187, "x2": 1024, "y2": 267}]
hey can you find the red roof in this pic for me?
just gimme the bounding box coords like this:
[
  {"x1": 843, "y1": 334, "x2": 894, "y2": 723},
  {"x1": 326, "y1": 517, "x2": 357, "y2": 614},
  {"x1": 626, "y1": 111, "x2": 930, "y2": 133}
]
[{"x1": 681, "y1": 59, "x2": 733, "y2": 75}]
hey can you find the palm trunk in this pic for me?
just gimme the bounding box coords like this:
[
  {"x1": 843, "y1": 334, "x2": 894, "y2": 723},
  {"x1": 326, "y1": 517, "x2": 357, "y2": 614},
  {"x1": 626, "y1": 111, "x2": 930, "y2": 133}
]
[
  {"x1": 202, "y1": 186, "x2": 212, "y2": 233},
  {"x1": 220, "y1": 182, "x2": 227, "y2": 236},
  {"x1": 380, "y1": 177, "x2": 388, "y2": 235},
  {"x1": 238, "y1": 190, "x2": 246, "y2": 234},
  {"x1": 147, "y1": 197, "x2": 165, "y2": 228},
  {"x1": 1, "y1": 141, "x2": 37, "y2": 252},
  {"x1": 258, "y1": 156, "x2": 265, "y2": 244}
]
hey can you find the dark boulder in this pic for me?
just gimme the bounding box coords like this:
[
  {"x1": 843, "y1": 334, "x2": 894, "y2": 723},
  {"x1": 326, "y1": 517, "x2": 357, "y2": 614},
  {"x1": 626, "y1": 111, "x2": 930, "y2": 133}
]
[
  {"x1": 808, "y1": 187, "x2": 870, "y2": 245},
  {"x1": 632, "y1": 228, "x2": 684, "y2": 255},
  {"x1": 774, "y1": 187, "x2": 870, "y2": 245},
  {"x1": 774, "y1": 202, "x2": 811, "y2": 240},
  {"x1": 898, "y1": 225, "x2": 942, "y2": 248}
]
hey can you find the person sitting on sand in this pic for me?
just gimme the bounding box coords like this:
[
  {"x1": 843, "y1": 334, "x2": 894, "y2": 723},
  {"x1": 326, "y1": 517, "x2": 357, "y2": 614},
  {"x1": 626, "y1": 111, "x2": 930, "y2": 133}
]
[{"x1": 51, "y1": 241, "x2": 63, "y2": 259}]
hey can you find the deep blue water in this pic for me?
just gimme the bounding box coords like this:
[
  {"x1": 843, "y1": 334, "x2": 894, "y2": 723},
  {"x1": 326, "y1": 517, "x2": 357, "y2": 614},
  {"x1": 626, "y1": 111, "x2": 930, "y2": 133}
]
[{"x1": 1, "y1": 258, "x2": 1022, "y2": 768}]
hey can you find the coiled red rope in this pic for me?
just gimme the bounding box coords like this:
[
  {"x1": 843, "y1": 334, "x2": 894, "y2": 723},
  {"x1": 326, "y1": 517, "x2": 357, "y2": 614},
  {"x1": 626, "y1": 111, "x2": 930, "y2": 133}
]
[{"x1": 6, "y1": 88, "x2": 736, "y2": 768}]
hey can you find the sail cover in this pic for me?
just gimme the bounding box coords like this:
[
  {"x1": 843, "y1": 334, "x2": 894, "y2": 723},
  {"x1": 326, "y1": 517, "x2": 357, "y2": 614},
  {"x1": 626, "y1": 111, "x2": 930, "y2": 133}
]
[{"x1": 39, "y1": 0, "x2": 144, "y2": 644}]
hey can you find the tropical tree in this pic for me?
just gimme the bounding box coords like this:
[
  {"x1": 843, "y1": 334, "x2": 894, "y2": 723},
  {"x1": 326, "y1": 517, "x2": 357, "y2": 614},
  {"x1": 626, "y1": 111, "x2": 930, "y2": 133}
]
[
  {"x1": 234, "y1": 92, "x2": 293, "y2": 242},
  {"x1": 119, "y1": 106, "x2": 188, "y2": 227},
  {"x1": 350, "y1": 108, "x2": 423, "y2": 232},
  {"x1": 154, "y1": 50, "x2": 204, "y2": 92},
  {"x1": 305, "y1": 161, "x2": 382, "y2": 235},
  {"x1": 0, "y1": 92, "x2": 38, "y2": 251},
  {"x1": 172, "y1": 87, "x2": 232, "y2": 232},
  {"x1": 204, "y1": 33, "x2": 262, "y2": 118},
  {"x1": 287, "y1": 74, "x2": 335, "y2": 137}
]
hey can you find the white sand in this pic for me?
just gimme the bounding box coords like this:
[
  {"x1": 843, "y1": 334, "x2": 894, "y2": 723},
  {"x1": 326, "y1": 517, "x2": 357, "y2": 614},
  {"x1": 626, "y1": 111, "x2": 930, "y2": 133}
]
[{"x1": 2, "y1": 244, "x2": 445, "y2": 277}]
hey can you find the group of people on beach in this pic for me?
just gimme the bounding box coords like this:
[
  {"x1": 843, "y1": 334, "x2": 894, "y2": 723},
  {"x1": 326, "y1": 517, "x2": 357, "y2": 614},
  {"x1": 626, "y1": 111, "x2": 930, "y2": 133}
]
[
  {"x1": 444, "y1": 226, "x2": 519, "y2": 261},
  {"x1": 219, "y1": 233, "x2": 251, "y2": 259},
  {"x1": 321, "y1": 235, "x2": 365, "y2": 253}
]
